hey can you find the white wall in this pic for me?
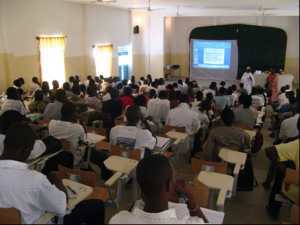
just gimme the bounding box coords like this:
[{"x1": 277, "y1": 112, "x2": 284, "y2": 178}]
[
  {"x1": 84, "y1": 5, "x2": 132, "y2": 75},
  {"x1": 1, "y1": 0, "x2": 85, "y2": 57}
]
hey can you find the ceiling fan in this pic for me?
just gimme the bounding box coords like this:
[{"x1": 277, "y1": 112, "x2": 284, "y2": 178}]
[
  {"x1": 89, "y1": 0, "x2": 117, "y2": 5},
  {"x1": 128, "y1": 0, "x2": 164, "y2": 12}
]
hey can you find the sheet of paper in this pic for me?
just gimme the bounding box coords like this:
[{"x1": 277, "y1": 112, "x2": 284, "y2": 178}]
[
  {"x1": 87, "y1": 133, "x2": 106, "y2": 144},
  {"x1": 201, "y1": 207, "x2": 225, "y2": 224}
]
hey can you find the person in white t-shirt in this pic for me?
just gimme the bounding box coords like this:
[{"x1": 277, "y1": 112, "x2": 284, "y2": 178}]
[
  {"x1": 147, "y1": 91, "x2": 170, "y2": 124},
  {"x1": 0, "y1": 123, "x2": 105, "y2": 224},
  {"x1": 166, "y1": 94, "x2": 200, "y2": 135},
  {"x1": 49, "y1": 102, "x2": 111, "y2": 179},
  {"x1": 110, "y1": 105, "x2": 156, "y2": 152},
  {"x1": 110, "y1": 155, "x2": 207, "y2": 224},
  {"x1": 1, "y1": 87, "x2": 27, "y2": 116}
]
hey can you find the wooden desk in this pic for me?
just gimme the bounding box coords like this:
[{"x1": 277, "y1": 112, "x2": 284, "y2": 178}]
[{"x1": 36, "y1": 179, "x2": 93, "y2": 224}]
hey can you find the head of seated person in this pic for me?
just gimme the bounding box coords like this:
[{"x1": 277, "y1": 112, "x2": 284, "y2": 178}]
[
  {"x1": 149, "y1": 89, "x2": 157, "y2": 99},
  {"x1": 226, "y1": 87, "x2": 233, "y2": 95},
  {"x1": 137, "y1": 155, "x2": 173, "y2": 213},
  {"x1": 158, "y1": 90, "x2": 168, "y2": 100},
  {"x1": 221, "y1": 107, "x2": 235, "y2": 127},
  {"x1": 55, "y1": 89, "x2": 66, "y2": 103},
  {"x1": 33, "y1": 90, "x2": 45, "y2": 103},
  {"x1": 79, "y1": 84, "x2": 87, "y2": 96},
  {"x1": 218, "y1": 87, "x2": 226, "y2": 96},
  {"x1": 220, "y1": 81, "x2": 226, "y2": 88},
  {"x1": 209, "y1": 82, "x2": 217, "y2": 91},
  {"x1": 123, "y1": 87, "x2": 133, "y2": 97},
  {"x1": 63, "y1": 82, "x2": 71, "y2": 92},
  {"x1": 126, "y1": 105, "x2": 142, "y2": 127},
  {"x1": 240, "y1": 94, "x2": 252, "y2": 109},
  {"x1": 87, "y1": 85, "x2": 98, "y2": 98},
  {"x1": 206, "y1": 93, "x2": 214, "y2": 102},
  {"x1": 1, "y1": 123, "x2": 36, "y2": 162},
  {"x1": 52, "y1": 80, "x2": 60, "y2": 90},
  {"x1": 42, "y1": 81, "x2": 50, "y2": 95},
  {"x1": 135, "y1": 95, "x2": 147, "y2": 107},
  {"x1": 72, "y1": 81, "x2": 81, "y2": 96},
  {"x1": 286, "y1": 91, "x2": 296, "y2": 105},
  {"x1": 61, "y1": 102, "x2": 77, "y2": 123},
  {"x1": 179, "y1": 94, "x2": 190, "y2": 105},
  {"x1": 0, "y1": 110, "x2": 25, "y2": 135},
  {"x1": 6, "y1": 87, "x2": 21, "y2": 101},
  {"x1": 195, "y1": 91, "x2": 203, "y2": 102}
]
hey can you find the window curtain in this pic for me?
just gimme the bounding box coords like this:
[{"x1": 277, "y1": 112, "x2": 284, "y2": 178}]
[
  {"x1": 94, "y1": 44, "x2": 113, "y2": 78},
  {"x1": 38, "y1": 36, "x2": 66, "y2": 88}
]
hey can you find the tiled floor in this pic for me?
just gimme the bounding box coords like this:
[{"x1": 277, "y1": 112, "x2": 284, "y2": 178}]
[{"x1": 105, "y1": 116, "x2": 292, "y2": 224}]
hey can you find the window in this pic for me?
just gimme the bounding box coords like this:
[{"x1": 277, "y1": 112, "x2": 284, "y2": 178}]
[
  {"x1": 93, "y1": 44, "x2": 113, "y2": 78},
  {"x1": 38, "y1": 36, "x2": 66, "y2": 88},
  {"x1": 118, "y1": 45, "x2": 131, "y2": 81}
]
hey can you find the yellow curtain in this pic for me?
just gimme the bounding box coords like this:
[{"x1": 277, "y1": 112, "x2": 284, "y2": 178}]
[
  {"x1": 94, "y1": 44, "x2": 113, "y2": 78},
  {"x1": 39, "y1": 36, "x2": 66, "y2": 88}
]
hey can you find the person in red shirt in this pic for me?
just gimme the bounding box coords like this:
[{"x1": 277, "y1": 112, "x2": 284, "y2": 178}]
[{"x1": 121, "y1": 87, "x2": 134, "y2": 109}]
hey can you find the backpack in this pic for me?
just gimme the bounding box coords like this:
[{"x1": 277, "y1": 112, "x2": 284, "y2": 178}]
[{"x1": 237, "y1": 155, "x2": 258, "y2": 192}]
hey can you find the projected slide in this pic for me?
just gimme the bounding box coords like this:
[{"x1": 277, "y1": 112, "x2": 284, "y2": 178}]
[{"x1": 193, "y1": 40, "x2": 232, "y2": 69}]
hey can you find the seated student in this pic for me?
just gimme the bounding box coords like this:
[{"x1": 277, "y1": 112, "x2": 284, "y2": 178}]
[
  {"x1": 277, "y1": 86, "x2": 290, "y2": 110},
  {"x1": 41, "y1": 81, "x2": 51, "y2": 102},
  {"x1": 166, "y1": 94, "x2": 200, "y2": 135},
  {"x1": 51, "y1": 80, "x2": 60, "y2": 96},
  {"x1": 234, "y1": 94, "x2": 258, "y2": 129},
  {"x1": 48, "y1": 102, "x2": 110, "y2": 176},
  {"x1": 110, "y1": 155, "x2": 207, "y2": 224},
  {"x1": 29, "y1": 76, "x2": 41, "y2": 96},
  {"x1": 121, "y1": 87, "x2": 135, "y2": 109},
  {"x1": 203, "y1": 107, "x2": 251, "y2": 162},
  {"x1": 110, "y1": 105, "x2": 156, "y2": 152},
  {"x1": 102, "y1": 88, "x2": 123, "y2": 126},
  {"x1": 0, "y1": 110, "x2": 46, "y2": 160},
  {"x1": 85, "y1": 85, "x2": 102, "y2": 111},
  {"x1": 147, "y1": 90, "x2": 170, "y2": 124},
  {"x1": 202, "y1": 82, "x2": 217, "y2": 98},
  {"x1": 251, "y1": 86, "x2": 266, "y2": 110},
  {"x1": 0, "y1": 123, "x2": 105, "y2": 224},
  {"x1": 1, "y1": 87, "x2": 27, "y2": 115},
  {"x1": 43, "y1": 89, "x2": 66, "y2": 120},
  {"x1": 264, "y1": 117, "x2": 299, "y2": 219},
  {"x1": 28, "y1": 90, "x2": 48, "y2": 114},
  {"x1": 214, "y1": 87, "x2": 231, "y2": 111},
  {"x1": 135, "y1": 95, "x2": 148, "y2": 118},
  {"x1": 278, "y1": 105, "x2": 299, "y2": 143},
  {"x1": 192, "y1": 91, "x2": 203, "y2": 110},
  {"x1": 63, "y1": 82, "x2": 74, "y2": 99},
  {"x1": 238, "y1": 83, "x2": 248, "y2": 96}
]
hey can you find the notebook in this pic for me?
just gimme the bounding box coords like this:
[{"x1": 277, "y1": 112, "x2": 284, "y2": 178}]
[{"x1": 155, "y1": 136, "x2": 171, "y2": 151}]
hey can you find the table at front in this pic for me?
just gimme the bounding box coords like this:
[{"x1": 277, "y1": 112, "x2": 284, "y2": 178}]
[{"x1": 35, "y1": 179, "x2": 93, "y2": 224}]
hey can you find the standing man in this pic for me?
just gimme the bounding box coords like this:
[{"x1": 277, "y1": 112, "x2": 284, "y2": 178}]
[{"x1": 241, "y1": 66, "x2": 255, "y2": 95}]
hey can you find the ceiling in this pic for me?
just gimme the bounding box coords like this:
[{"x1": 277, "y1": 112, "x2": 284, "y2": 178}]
[{"x1": 64, "y1": 0, "x2": 299, "y2": 16}]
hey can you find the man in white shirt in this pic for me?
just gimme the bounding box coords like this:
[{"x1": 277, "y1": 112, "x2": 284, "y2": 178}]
[
  {"x1": 147, "y1": 91, "x2": 170, "y2": 124},
  {"x1": 166, "y1": 95, "x2": 200, "y2": 135},
  {"x1": 110, "y1": 155, "x2": 207, "y2": 224},
  {"x1": 110, "y1": 106, "x2": 156, "y2": 152},
  {"x1": 49, "y1": 102, "x2": 111, "y2": 179},
  {"x1": 0, "y1": 123, "x2": 105, "y2": 224},
  {"x1": 1, "y1": 87, "x2": 27, "y2": 116},
  {"x1": 241, "y1": 66, "x2": 255, "y2": 95},
  {"x1": 279, "y1": 109, "x2": 299, "y2": 142},
  {"x1": 0, "y1": 110, "x2": 46, "y2": 160}
]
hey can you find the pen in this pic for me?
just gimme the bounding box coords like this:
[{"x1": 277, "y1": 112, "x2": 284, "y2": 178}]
[{"x1": 66, "y1": 185, "x2": 77, "y2": 195}]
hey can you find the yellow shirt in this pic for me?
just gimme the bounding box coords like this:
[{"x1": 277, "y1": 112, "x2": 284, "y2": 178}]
[{"x1": 276, "y1": 139, "x2": 299, "y2": 169}]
